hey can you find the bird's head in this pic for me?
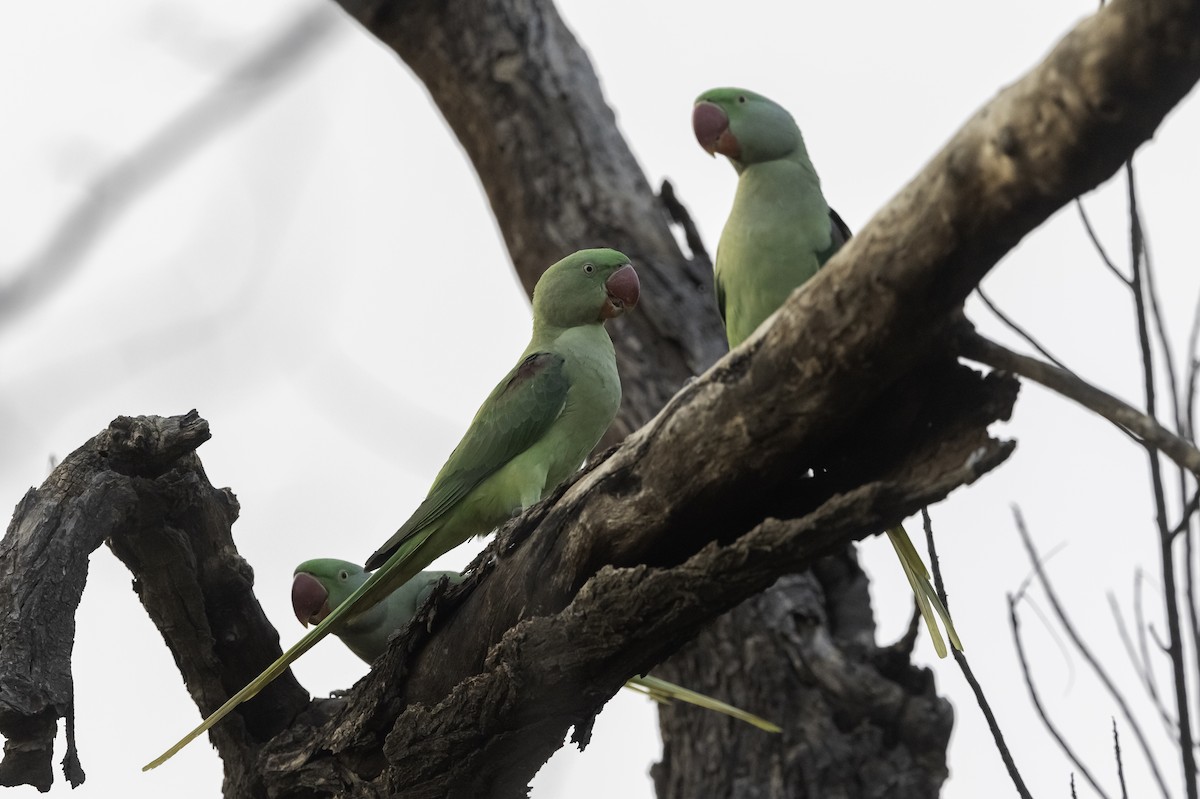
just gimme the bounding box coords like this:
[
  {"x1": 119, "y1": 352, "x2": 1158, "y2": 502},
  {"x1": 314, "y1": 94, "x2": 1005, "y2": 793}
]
[
  {"x1": 532, "y1": 248, "x2": 640, "y2": 328},
  {"x1": 693, "y1": 88, "x2": 802, "y2": 167},
  {"x1": 292, "y1": 558, "x2": 366, "y2": 627}
]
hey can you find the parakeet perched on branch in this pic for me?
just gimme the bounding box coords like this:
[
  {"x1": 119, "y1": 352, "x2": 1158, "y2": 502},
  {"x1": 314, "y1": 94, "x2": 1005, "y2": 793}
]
[
  {"x1": 146, "y1": 248, "x2": 641, "y2": 769},
  {"x1": 292, "y1": 559, "x2": 781, "y2": 733},
  {"x1": 693, "y1": 87, "x2": 961, "y2": 658}
]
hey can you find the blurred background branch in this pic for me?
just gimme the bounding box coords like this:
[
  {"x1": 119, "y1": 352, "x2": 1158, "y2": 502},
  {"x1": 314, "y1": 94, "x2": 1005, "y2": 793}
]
[{"x1": 0, "y1": 3, "x2": 340, "y2": 333}]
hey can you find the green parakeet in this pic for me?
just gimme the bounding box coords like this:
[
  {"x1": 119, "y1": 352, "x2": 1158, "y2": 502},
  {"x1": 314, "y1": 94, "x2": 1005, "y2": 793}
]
[
  {"x1": 693, "y1": 88, "x2": 962, "y2": 658},
  {"x1": 292, "y1": 559, "x2": 781, "y2": 732},
  {"x1": 291, "y1": 559, "x2": 463, "y2": 663},
  {"x1": 146, "y1": 248, "x2": 641, "y2": 769}
]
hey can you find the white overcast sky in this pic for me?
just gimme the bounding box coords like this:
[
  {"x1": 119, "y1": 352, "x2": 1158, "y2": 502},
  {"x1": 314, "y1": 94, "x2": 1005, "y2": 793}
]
[{"x1": 2, "y1": 0, "x2": 1199, "y2": 797}]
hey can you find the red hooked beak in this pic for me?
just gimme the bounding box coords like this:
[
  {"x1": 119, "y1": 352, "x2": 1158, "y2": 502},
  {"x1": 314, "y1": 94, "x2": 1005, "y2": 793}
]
[
  {"x1": 602, "y1": 263, "x2": 640, "y2": 319},
  {"x1": 292, "y1": 572, "x2": 331, "y2": 627},
  {"x1": 693, "y1": 102, "x2": 740, "y2": 159}
]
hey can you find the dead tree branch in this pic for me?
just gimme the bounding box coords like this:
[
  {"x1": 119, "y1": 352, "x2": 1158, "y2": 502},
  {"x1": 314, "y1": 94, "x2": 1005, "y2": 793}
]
[
  {"x1": 0, "y1": 413, "x2": 309, "y2": 793},
  {"x1": 959, "y1": 330, "x2": 1200, "y2": 477}
]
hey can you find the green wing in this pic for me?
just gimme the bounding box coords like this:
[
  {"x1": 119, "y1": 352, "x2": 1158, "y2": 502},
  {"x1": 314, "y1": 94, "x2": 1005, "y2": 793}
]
[{"x1": 365, "y1": 351, "x2": 570, "y2": 569}]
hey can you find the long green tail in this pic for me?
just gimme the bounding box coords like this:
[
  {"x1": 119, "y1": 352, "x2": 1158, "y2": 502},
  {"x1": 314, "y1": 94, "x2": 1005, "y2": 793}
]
[
  {"x1": 885, "y1": 524, "x2": 963, "y2": 658},
  {"x1": 143, "y1": 531, "x2": 437, "y2": 770},
  {"x1": 626, "y1": 674, "x2": 781, "y2": 733}
]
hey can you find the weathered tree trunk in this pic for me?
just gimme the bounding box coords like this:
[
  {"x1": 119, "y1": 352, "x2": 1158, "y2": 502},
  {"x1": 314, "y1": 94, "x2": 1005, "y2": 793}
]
[
  {"x1": 651, "y1": 567, "x2": 951, "y2": 799},
  {"x1": 1, "y1": 0, "x2": 1198, "y2": 795}
]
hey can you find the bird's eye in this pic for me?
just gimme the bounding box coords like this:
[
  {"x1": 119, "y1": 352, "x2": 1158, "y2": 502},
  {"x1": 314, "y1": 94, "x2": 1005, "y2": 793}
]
[
  {"x1": 738, "y1": 95, "x2": 746, "y2": 103},
  {"x1": 339, "y1": 570, "x2": 348, "y2": 580},
  {"x1": 584, "y1": 264, "x2": 595, "y2": 273}
]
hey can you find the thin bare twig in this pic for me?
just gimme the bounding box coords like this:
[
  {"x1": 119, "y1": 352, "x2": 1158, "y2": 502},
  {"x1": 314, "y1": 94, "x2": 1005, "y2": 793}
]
[
  {"x1": 1114, "y1": 720, "x2": 1129, "y2": 799},
  {"x1": 923, "y1": 509, "x2": 1033, "y2": 799},
  {"x1": 1125, "y1": 159, "x2": 1199, "y2": 799},
  {"x1": 959, "y1": 331, "x2": 1200, "y2": 475},
  {"x1": 1010, "y1": 593, "x2": 1112, "y2": 799},
  {"x1": 0, "y1": 4, "x2": 340, "y2": 332},
  {"x1": 1080, "y1": 197, "x2": 1132, "y2": 284},
  {"x1": 1182, "y1": 291, "x2": 1200, "y2": 718},
  {"x1": 1187, "y1": 509, "x2": 1200, "y2": 725},
  {"x1": 1013, "y1": 545, "x2": 1079, "y2": 691},
  {"x1": 1133, "y1": 179, "x2": 1183, "y2": 437},
  {"x1": 975, "y1": 287, "x2": 1071, "y2": 369},
  {"x1": 1014, "y1": 506, "x2": 1172, "y2": 799},
  {"x1": 1136, "y1": 569, "x2": 1164, "y2": 714},
  {"x1": 1185, "y1": 289, "x2": 1200, "y2": 442},
  {"x1": 1110, "y1": 592, "x2": 1177, "y2": 735},
  {"x1": 1130, "y1": 165, "x2": 1200, "y2": 738},
  {"x1": 1152, "y1": 625, "x2": 1171, "y2": 654},
  {"x1": 1172, "y1": 491, "x2": 1200, "y2": 538},
  {"x1": 1076, "y1": 198, "x2": 1131, "y2": 284}
]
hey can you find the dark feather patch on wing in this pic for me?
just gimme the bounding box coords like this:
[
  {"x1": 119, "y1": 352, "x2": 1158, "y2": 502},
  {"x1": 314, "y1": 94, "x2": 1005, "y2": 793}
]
[
  {"x1": 816, "y1": 206, "x2": 854, "y2": 268},
  {"x1": 829, "y1": 207, "x2": 853, "y2": 247}
]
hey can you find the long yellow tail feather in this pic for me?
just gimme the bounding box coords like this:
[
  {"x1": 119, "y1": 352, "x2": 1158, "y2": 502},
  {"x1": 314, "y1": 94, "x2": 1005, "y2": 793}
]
[
  {"x1": 885, "y1": 524, "x2": 963, "y2": 658},
  {"x1": 627, "y1": 674, "x2": 781, "y2": 733}
]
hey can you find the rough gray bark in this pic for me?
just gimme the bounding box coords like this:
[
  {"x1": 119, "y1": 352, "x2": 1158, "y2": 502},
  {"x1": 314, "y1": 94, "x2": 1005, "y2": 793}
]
[
  {"x1": 0, "y1": 412, "x2": 309, "y2": 794},
  {"x1": 0, "y1": 0, "x2": 1198, "y2": 795},
  {"x1": 650, "y1": 567, "x2": 951, "y2": 799}
]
